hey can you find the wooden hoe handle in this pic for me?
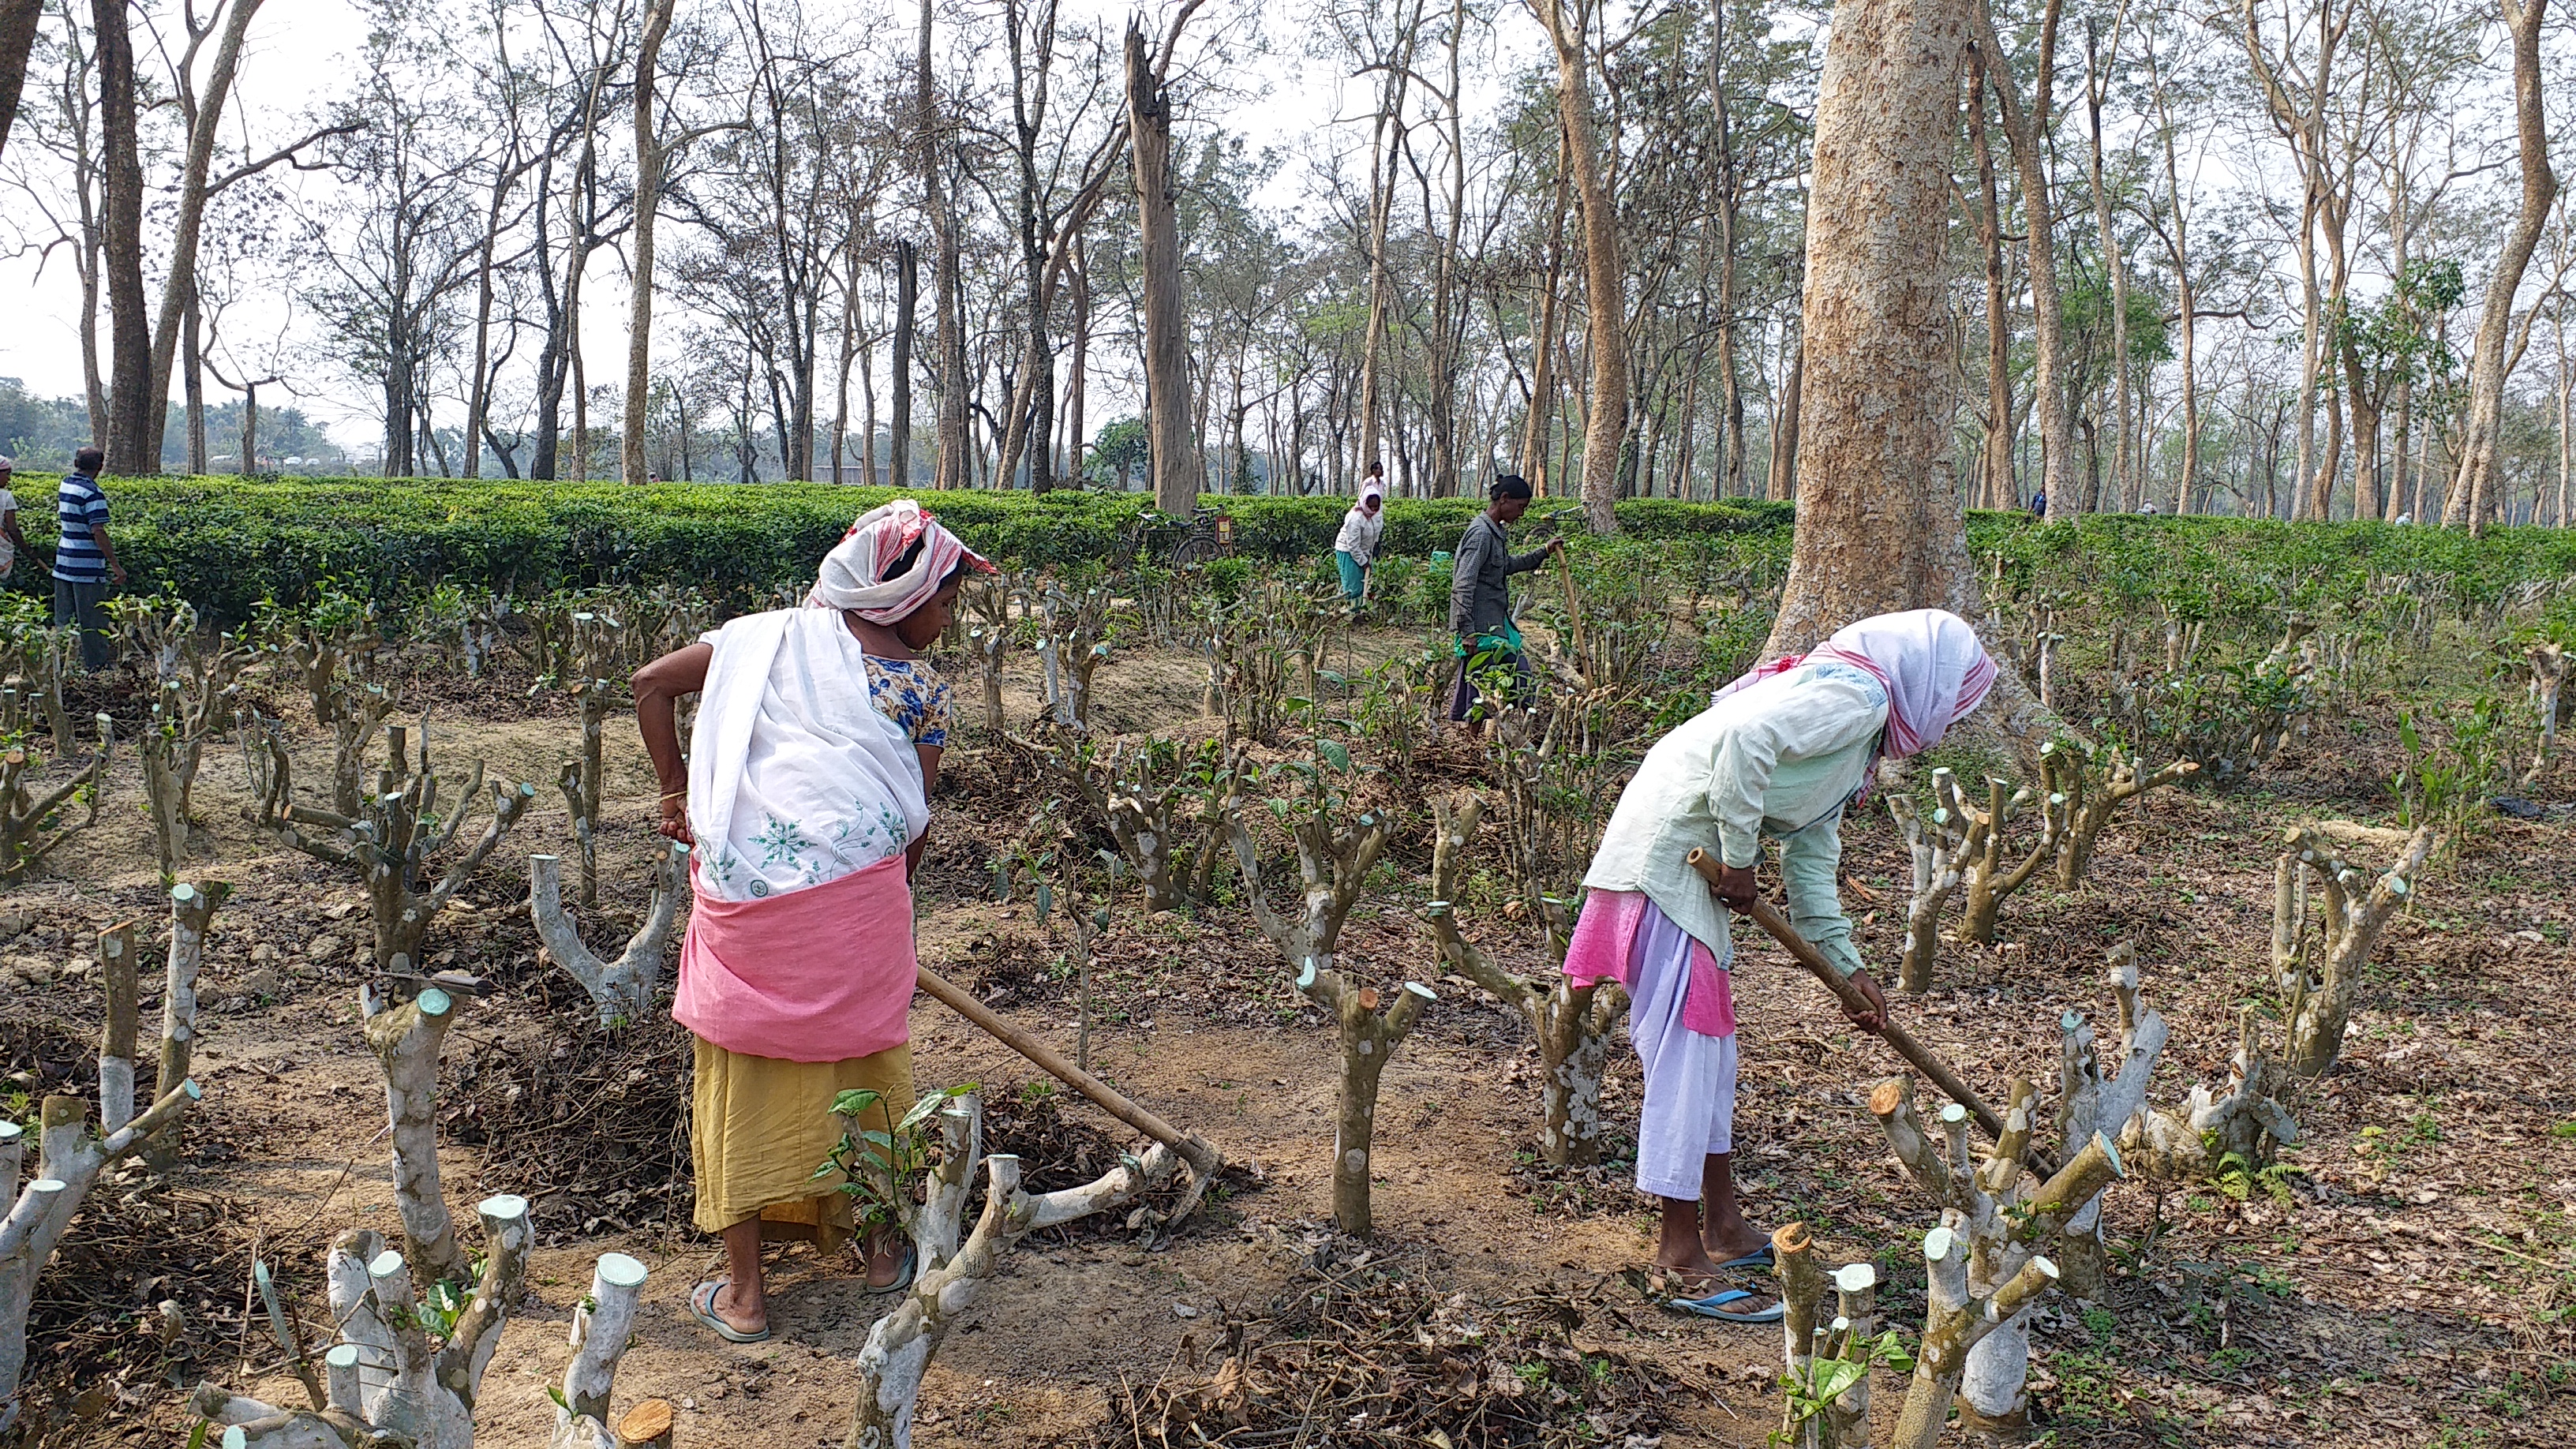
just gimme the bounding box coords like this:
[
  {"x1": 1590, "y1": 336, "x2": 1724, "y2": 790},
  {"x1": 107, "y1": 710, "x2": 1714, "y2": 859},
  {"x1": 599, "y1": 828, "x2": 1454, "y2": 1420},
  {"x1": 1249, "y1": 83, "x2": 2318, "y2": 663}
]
[
  {"x1": 1684, "y1": 848, "x2": 2006, "y2": 1144},
  {"x1": 915, "y1": 965, "x2": 1222, "y2": 1181}
]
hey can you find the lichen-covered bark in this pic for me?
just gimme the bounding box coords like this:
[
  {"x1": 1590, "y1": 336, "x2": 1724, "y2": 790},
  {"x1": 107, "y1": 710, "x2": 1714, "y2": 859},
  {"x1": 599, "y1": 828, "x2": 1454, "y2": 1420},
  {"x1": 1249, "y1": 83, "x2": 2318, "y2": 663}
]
[
  {"x1": 1317, "y1": 977, "x2": 1432, "y2": 1238},
  {"x1": 1426, "y1": 794, "x2": 1620, "y2": 1165},
  {"x1": 97, "y1": 923, "x2": 140, "y2": 1133},
  {"x1": 1887, "y1": 786, "x2": 1968, "y2": 994},
  {"x1": 0, "y1": 713, "x2": 113, "y2": 883},
  {"x1": 1773, "y1": 1222, "x2": 1827, "y2": 1446},
  {"x1": 2276, "y1": 825, "x2": 2432, "y2": 1076},
  {"x1": 148, "y1": 882, "x2": 229, "y2": 1166},
  {"x1": 2528, "y1": 642, "x2": 2567, "y2": 784},
  {"x1": 844, "y1": 1116, "x2": 1185, "y2": 1449},
  {"x1": 250, "y1": 721, "x2": 535, "y2": 979},
  {"x1": 1952, "y1": 773, "x2": 2052, "y2": 945},
  {"x1": 209, "y1": 1196, "x2": 533, "y2": 1449},
  {"x1": 552, "y1": 1252, "x2": 650, "y2": 1449},
  {"x1": 1224, "y1": 763, "x2": 1428, "y2": 1234},
  {"x1": 1, "y1": 1082, "x2": 200, "y2": 1412},
  {"x1": 1831, "y1": 1262, "x2": 1878, "y2": 1447},
  {"x1": 2050, "y1": 745, "x2": 2196, "y2": 891},
  {"x1": 364, "y1": 987, "x2": 468, "y2": 1284},
  {"x1": 1870, "y1": 1075, "x2": 2128, "y2": 1444},
  {"x1": 531, "y1": 845, "x2": 690, "y2": 1029}
]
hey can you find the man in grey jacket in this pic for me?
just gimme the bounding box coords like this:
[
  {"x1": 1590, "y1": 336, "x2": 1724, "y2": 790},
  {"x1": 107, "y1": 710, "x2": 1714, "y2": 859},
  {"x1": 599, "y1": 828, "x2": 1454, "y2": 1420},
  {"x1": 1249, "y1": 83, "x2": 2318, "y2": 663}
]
[{"x1": 1447, "y1": 474, "x2": 1561, "y2": 726}]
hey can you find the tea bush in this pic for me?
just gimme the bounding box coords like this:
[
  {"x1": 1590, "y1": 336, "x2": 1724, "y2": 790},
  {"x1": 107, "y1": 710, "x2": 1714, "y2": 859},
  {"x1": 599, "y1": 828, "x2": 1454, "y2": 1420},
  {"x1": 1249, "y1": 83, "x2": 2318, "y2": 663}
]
[
  {"x1": 1, "y1": 476, "x2": 1791, "y2": 621},
  {"x1": 9, "y1": 473, "x2": 2572, "y2": 632}
]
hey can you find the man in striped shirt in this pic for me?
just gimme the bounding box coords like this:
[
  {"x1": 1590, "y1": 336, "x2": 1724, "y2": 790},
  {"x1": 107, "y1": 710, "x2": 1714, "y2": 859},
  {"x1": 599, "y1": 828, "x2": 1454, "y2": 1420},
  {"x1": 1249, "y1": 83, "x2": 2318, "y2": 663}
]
[{"x1": 53, "y1": 445, "x2": 124, "y2": 670}]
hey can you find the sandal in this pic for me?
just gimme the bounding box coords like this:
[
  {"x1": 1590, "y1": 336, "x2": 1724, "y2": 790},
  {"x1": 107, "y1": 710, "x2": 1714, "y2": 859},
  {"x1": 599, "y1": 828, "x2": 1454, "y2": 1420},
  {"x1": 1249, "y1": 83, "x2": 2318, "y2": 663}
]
[
  {"x1": 1713, "y1": 1243, "x2": 1776, "y2": 1271},
  {"x1": 1666, "y1": 1288, "x2": 1787, "y2": 1324},
  {"x1": 863, "y1": 1241, "x2": 919, "y2": 1297},
  {"x1": 689, "y1": 1278, "x2": 771, "y2": 1343}
]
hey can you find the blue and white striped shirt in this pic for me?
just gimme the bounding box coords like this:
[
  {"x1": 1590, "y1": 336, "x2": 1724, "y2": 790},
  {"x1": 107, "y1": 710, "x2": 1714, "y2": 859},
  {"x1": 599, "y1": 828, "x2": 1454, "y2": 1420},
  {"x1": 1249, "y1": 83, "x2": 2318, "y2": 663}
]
[{"x1": 53, "y1": 472, "x2": 109, "y2": 583}]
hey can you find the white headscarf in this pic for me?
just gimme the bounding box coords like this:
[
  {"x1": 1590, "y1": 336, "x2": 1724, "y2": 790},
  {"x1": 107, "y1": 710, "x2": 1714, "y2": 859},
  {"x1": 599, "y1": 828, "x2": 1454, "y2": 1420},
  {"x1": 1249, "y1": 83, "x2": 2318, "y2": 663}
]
[
  {"x1": 1712, "y1": 608, "x2": 1998, "y2": 784},
  {"x1": 1817, "y1": 609, "x2": 1997, "y2": 758},
  {"x1": 807, "y1": 500, "x2": 993, "y2": 623}
]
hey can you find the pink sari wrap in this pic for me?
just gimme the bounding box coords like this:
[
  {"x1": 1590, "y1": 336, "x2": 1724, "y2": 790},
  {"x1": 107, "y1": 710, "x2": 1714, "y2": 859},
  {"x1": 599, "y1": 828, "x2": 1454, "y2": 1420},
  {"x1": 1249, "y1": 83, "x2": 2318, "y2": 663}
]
[
  {"x1": 676, "y1": 852, "x2": 916, "y2": 1063},
  {"x1": 1563, "y1": 889, "x2": 1734, "y2": 1038}
]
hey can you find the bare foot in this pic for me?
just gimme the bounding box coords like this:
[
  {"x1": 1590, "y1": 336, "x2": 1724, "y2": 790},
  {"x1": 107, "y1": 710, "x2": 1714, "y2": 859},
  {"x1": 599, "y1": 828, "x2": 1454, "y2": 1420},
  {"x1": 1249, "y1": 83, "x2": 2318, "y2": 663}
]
[
  {"x1": 1653, "y1": 1243, "x2": 1725, "y2": 1294},
  {"x1": 695, "y1": 1279, "x2": 766, "y2": 1337},
  {"x1": 1703, "y1": 1225, "x2": 1770, "y2": 1264}
]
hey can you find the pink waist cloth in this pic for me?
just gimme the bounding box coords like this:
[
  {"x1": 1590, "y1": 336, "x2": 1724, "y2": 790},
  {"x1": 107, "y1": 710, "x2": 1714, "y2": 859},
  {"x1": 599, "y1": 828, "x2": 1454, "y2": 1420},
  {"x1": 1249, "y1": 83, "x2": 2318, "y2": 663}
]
[
  {"x1": 1563, "y1": 888, "x2": 1734, "y2": 1037},
  {"x1": 676, "y1": 852, "x2": 915, "y2": 1063}
]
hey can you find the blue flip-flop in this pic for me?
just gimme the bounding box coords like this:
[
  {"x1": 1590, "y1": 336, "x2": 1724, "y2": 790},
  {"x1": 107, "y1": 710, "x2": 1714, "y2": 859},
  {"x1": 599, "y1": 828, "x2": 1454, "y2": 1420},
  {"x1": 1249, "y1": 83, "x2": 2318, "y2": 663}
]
[
  {"x1": 1715, "y1": 1244, "x2": 1775, "y2": 1271},
  {"x1": 1668, "y1": 1289, "x2": 1786, "y2": 1324},
  {"x1": 689, "y1": 1278, "x2": 772, "y2": 1342}
]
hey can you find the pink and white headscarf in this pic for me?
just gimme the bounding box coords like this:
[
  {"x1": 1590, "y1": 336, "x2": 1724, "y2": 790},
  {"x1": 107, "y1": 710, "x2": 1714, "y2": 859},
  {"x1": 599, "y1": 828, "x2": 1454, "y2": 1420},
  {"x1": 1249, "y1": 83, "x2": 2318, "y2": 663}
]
[
  {"x1": 807, "y1": 500, "x2": 994, "y2": 622},
  {"x1": 1717, "y1": 608, "x2": 1998, "y2": 776}
]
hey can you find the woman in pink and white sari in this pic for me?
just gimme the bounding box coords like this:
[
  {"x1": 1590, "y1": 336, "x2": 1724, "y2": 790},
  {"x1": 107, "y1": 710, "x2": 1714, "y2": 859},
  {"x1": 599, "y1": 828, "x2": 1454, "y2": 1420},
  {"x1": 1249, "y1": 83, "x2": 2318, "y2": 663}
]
[
  {"x1": 633, "y1": 500, "x2": 990, "y2": 1342},
  {"x1": 1567, "y1": 609, "x2": 1995, "y2": 1321}
]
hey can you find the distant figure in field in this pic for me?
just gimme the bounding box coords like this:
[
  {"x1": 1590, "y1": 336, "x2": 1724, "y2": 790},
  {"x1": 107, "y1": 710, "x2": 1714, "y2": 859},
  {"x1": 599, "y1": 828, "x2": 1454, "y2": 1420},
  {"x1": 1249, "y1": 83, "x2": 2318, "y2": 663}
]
[
  {"x1": 53, "y1": 445, "x2": 124, "y2": 670},
  {"x1": 2028, "y1": 490, "x2": 2046, "y2": 521},
  {"x1": 1335, "y1": 472, "x2": 1385, "y2": 603},
  {"x1": 1447, "y1": 474, "x2": 1562, "y2": 728},
  {"x1": 0, "y1": 456, "x2": 22, "y2": 582},
  {"x1": 631, "y1": 500, "x2": 991, "y2": 1343}
]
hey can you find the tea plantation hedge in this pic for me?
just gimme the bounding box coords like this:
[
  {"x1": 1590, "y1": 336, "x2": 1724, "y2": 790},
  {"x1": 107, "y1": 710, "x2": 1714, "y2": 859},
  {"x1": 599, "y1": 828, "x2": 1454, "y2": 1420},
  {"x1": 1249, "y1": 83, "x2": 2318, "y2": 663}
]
[
  {"x1": 5, "y1": 473, "x2": 2569, "y2": 623},
  {"x1": 0, "y1": 476, "x2": 1790, "y2": 620}
]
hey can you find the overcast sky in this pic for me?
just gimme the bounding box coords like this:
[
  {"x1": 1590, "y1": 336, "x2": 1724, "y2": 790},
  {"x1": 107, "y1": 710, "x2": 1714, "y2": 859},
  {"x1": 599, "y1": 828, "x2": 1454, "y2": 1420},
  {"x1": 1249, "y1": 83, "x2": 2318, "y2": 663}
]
[{"x1": 0, "y1": 0, "x2": 1554, "y2": 458}]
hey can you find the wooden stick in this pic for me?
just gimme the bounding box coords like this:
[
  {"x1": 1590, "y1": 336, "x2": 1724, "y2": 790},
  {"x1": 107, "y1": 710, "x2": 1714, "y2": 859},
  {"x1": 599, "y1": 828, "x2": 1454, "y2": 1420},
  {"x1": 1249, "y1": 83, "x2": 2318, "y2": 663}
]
[
  {"x1": 915, "y1": 965, "x2": 1222, "y2": 1189},
  {"x1": 98, "y1": 923, "x2": 140, "y2": 1133},
  {"x1": 1554, "y1": 547, "x2": 1587, "y2": 674},
  {"x1": 1686, "y1": 848, "x2": 2006, "y2": 1143}
]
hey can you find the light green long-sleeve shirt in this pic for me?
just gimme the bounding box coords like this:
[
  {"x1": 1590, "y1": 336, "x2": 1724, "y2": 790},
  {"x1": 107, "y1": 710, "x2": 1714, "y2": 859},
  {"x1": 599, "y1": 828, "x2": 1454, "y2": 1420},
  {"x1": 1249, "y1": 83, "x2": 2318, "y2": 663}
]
[{"x1": 1582, "y1": 662, "x2": 1888, "y2": 977}]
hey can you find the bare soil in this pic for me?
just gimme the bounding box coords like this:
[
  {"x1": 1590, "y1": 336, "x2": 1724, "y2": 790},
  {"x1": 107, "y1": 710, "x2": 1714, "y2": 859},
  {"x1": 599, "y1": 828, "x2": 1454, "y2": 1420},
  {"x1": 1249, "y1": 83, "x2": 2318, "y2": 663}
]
[{"x1": 5, "y1": 624, "x2": 2572, "y2": 1447}]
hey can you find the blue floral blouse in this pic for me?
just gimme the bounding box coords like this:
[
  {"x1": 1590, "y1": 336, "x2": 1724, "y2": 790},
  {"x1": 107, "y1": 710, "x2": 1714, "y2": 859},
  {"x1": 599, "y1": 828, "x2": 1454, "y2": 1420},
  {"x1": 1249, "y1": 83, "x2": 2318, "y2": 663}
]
[{"x1": 866, "y1": 655, "x2": 953, "y2": 748}]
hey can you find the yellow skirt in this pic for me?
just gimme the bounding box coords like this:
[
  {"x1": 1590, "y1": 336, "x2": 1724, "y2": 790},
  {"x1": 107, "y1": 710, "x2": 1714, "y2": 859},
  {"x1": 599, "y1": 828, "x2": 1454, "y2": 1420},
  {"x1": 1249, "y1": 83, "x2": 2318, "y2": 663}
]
[{"x1": 690, "y1": 1036, "x2": 915, "y2": 1245}]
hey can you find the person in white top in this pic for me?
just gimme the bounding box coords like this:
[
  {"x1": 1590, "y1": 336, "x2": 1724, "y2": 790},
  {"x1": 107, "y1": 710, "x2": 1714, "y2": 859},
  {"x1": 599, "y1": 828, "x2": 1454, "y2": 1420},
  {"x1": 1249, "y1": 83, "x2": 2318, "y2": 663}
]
[
  {"x1": 0, "y1": 455, "x2": 19, "y2": 579},
  {"x1": 1334, "y1": 468, "x2": 1386, "y2": 602},
  {"x1": 1567, "y1": 609, "x2": 1997, "y2": 1320}
]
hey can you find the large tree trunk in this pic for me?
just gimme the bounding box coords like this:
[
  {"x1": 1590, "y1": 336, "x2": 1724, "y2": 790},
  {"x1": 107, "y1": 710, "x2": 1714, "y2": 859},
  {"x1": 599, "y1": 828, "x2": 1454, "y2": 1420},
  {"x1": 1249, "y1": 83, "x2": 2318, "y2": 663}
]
[
  {"x1": 623, "y1": 0, "x2": 676, "y2": 485},
  {"x1": 918, "y1": 0, "x2": 968, "y2": 489},
  {"x1": 891, "y1": 238, "x2": 916, "y2": 487},
  {"x1": 95, "y1": 0, "x2": 152, "y2": 473},
  {"x1": 0, "y1": 0, "x2": 41, "y2": 167},
  {"x1": 143, "y1": 0, "x2": 264, "y2": 468},
  {"x1": 1767, "y1": 330, "x2": 1802, "y2": 500},
  {"x1": 2083, "y1": 27, "x2": 2133, "y2": 511},
  {"x1": 1768, "y1": 0, "x2": 1975, "y2": 653},
  {"x1": 1519, "y1": 144, "x2": 1569, "y2": 489},
  {"x1": 1129, "y1": 16, "x2": 1200, "y2": 515},
  {"x1": 2447, "y1": 0, "x2": 2554, "y2": 534},
  {"x1": 1974, "y1": 0, "x2": 2072, "y2": 520},
  {"x1": 1971, "y1": 50, "x2": 2015, "y2": 512},
  {"x1": 1539, "y1": 0, "x2": 1627, "y2": 534},
  {"x1": 1064, "y1": 241, "x2": 1088, "y2": 481}
]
